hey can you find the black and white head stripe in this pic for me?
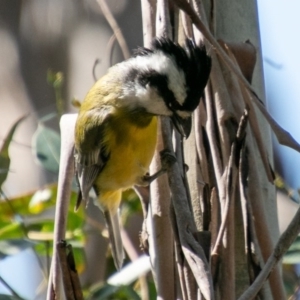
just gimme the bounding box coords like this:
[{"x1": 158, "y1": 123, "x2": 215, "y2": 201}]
[
  {"x1": 151, "y1": 38, "x2": 211, "y2": 112},
  {"x1": 120, "y1": 38, "x2": 211, "y2": 117}
]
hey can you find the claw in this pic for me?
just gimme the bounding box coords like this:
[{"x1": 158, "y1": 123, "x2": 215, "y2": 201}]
[
  {"x1": 159, "y1": 149, "x2": 177, "y2": 171},
  {"x1": 140, "y1": 149, "x2": 177, "y2": 185}
]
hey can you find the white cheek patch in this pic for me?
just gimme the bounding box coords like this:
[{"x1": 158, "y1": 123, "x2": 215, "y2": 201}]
[
  {"x1": 116, "y1": 51, "x2": 189, "y2": 117},
  {"x1": 121, "y1": 79, "x2": 172, "y2": 116},
  {"x1": 127, "y1": 52, "x2": 187, "y2": 106}
]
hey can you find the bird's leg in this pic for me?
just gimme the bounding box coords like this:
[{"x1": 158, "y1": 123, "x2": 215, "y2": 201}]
[{"x1": 142, "y1": 149, "x2": 177, "y2": 185}]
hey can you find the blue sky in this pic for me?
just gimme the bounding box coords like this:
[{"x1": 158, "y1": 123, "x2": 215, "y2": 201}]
[{"x1": 258, "y1": 0, "x2": 300, "y2": 190}]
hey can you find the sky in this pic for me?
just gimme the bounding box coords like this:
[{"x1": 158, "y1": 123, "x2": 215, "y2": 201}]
[{"x1": 257, "y1": 0, "x2": 300, "y2": 191}]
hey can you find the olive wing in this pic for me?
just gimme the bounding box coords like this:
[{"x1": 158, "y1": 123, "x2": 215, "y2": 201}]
[{"x1": 74, "y1": 106, "x2": 113, "y2": 209}]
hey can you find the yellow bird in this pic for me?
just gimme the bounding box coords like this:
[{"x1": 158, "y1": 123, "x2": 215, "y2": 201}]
[{"x1": 74, "y1": 38, "x2": 211, "y2": 269}]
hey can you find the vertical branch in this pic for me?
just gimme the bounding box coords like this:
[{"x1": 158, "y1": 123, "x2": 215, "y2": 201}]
[
  {"x1": 47, "y1": 114, "x2": 77, "y2": 300},
  {"x1": 141, "y1": 1, "x2": 176, "y2": 299},
  {"x1": 184, "y1": 122, "x2": 203, "y2": 231},
  {"x1": 156, "y1": 0, "x2": 172, "y2": 38},
  {"x1": 141, "y1": 0, "x2": 156, "y2": 47},
  {"x1": 161, "y1": 118, "x2": 214, "y2": 300}
]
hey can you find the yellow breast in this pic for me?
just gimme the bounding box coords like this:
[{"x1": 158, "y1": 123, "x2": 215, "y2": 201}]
[{"x1": 94, "y1": 110, "x2": 157, "y2": 211}]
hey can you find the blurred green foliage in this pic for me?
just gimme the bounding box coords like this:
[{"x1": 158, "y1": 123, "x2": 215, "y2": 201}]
[{"x1": 0, "y1": 98, "x2": 153, "y2": 299}]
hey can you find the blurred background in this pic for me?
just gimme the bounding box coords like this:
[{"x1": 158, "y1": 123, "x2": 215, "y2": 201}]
[
  {"x1": 0, "y1": 0, "x2": 300, "y2": 298},
  {"x1": 0, "y1": 1, "x2": 145, "y2": 299}
]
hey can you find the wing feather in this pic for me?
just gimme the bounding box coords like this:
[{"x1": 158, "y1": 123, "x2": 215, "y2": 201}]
[{"x1": 74, "y1": 105, "x2": 113, "y2": 209}]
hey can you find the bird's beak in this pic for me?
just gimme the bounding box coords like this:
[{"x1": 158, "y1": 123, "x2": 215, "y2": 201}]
[{"x1": 171, "y1": 114, "x2": 192, "y2": 138}]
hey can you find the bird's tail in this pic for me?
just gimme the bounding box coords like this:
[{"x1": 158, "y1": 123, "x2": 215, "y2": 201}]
[{"x1": 104, "y1": 209, "x2": 124, "y2": 270}]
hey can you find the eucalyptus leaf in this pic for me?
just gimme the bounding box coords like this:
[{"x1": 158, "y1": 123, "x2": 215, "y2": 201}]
[
  {"x1": 0, "y1": 222, "x2": 24, "y2": 240},
  {"x1": 0, "y1": 116, "x2": 26, "y2": 188},
  {"x1": 32, "y1": 124, "x2": 61, "y2": 173}
]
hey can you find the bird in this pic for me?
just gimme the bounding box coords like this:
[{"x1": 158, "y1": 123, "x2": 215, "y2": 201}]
[{"x1": 74, "y1": 37, "x2": 211, "y2": 270}]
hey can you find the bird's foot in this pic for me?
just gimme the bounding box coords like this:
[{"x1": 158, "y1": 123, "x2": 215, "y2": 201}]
[{"x1": 141, "y1": 149, "x2": 176, "y2": 185}]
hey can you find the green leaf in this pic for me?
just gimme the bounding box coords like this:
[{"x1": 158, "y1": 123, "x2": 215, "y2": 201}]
[
  {"x1": 0, "y1": 184, "x2": 85, "y2": 241},
  {"x1": 0, "y1": 222, "x2": 24, "y2": 240},
  {"x1": 32, "y1": 124, "x2": 60, "y2": 173},
  {"x1": 0, "y1": 184, "x2": 57, "y2": 220},
  {"x1": 0, "y1": 116, "x2": 26, "y2": 188}
]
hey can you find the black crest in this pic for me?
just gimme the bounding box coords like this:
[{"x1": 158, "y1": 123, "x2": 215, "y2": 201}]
[
  {"x1": 152, "y1": 38, "x2": 211, "y2": 112},
  {"x1": 131, "y1": 38, "x2": 211, "y2": 114}
]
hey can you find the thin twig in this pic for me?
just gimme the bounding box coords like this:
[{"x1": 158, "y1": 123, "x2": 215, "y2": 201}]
[
  {"x1": 211, "y1": 110, "x2": 248, "y2": 256},
  {"x1": 238, "y1": 137, "x2": 264, "y2": 297},
  {"x1": 92, "y1": 59, "x2": 101, "y2": 82},
  {"x1": 96, "y1": 0, "x2": 130, "y2": 60},
  {"x1": 174, "y1": 0, "x2": 300, "y2": 156},
  {"x1": 219, "y1": 42, "x2": 274, "y2": 182},
  {"x1": 247, "y1": 89, "x2": 300, "y2": 153},
  {"x1": 0, "y1": 275, "x2": 24, "y2": 300},
  {"x1": 204, "y1": 86, "x2": 223, "y2": 187},
  {"x1": 238, "y1": 203, "x2": 300, "y2": 300},
  {"x1": 161, "y1": 117, "x2": 214, "y2": 300},
  {"x1": 106, "y1": 34, "x2": 117, "y2": 66},
  {"x1": 172, "y1": 0, "x2": 256, "y2": 97}
]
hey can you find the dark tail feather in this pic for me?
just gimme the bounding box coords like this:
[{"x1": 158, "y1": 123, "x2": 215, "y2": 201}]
[
  {"x1": 75, "y1": 190, "x2": 82, "y2": 212},
  {"x1": 104, "y1": 210, "x2": 124, "y2": 270}
]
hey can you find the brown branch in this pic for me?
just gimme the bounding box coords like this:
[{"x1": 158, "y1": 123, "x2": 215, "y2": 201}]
[
  {"x1": 172, "y1": 0, "x2": 256, "y2": 97},
  {"x1": 217, "y1": 40, "x2": 274, "y2": 183},
  {"x1": 57, "y1": 241, "x2": 84, "y2": 300},
  {"x1": 211, "y1": 110, "x2": 248, "y2": 256},
  {"x1": 161, "y1": 117, "x2": 214, "y2": 300},
  {"x1": 174, "y1": 0, "x2": 300, "y2": 157},
  {"x1": 238, "y1": 204, "x2": 300, "y2": 300},
  {"x1": 204, "y1": 86, "x2": 224, "y2": 186},
  {"x1": 248, "y1": 91, "x2": 300, "y2": 153}
]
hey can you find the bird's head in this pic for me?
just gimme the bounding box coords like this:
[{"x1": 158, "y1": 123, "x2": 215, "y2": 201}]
[{"x1": 110, "y1": 38, "x2": 211, "y2": 137}]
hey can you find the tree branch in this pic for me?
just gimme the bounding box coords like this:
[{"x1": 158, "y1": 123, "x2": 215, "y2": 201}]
[{"x1": 46, "y1": 114, "x2": 77, "y2": 300}]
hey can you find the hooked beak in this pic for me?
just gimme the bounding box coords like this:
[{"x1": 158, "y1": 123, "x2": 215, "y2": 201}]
[{"x1": 171, "y1": 114, "x2": 192, "y2": 138}]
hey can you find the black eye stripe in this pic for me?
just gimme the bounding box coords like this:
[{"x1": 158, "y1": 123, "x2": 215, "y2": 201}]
[
  {"x1": 151, "y1": 38, "x2": 211, "y2": 112},
  {"x1": 138, "y1": 69, "x2": 183, "y2": 112},
  {"x1": 125, "y1": 38, "x2": 211, "y2": 114}
]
